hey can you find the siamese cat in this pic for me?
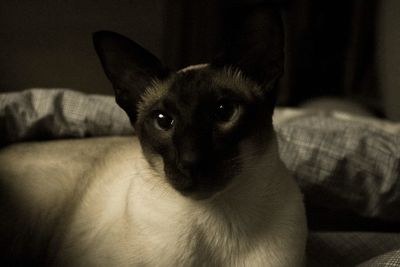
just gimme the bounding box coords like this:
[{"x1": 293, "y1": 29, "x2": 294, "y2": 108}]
[{"x1": 0, "y1": 15, "x2": 307, "y2": 267}]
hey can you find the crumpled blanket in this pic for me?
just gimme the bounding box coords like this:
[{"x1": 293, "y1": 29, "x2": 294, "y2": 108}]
[
  {"x1": 1, "y1": 88, "x2": 399, "y2": 266},
  {"x1": 0, "y1": 88, "x2": 132, "y2": 144}
]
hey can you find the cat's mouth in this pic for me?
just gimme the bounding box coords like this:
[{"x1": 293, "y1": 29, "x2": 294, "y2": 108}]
[
  {"x1": 179, "y1": 187, "x2": 216, "y2": 200},
  {"x1": 164, "y1": 165, "x2": 231, "y2": 200}
]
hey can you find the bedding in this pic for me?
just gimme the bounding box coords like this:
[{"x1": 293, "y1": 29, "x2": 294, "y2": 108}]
[{"x1": 1, "y1": 88, "x2": 399, "y2": 266}]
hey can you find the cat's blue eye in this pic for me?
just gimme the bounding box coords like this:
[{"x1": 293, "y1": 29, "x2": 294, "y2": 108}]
[
  {"x1": 214, "y1": 99, "x2": 240, "y2": 123},
  {"x1": 153, "y1": 111, "x2": 174, "y2": 131}
]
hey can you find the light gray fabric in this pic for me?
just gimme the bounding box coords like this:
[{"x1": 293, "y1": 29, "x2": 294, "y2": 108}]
[
  {"x1": 1, "y1": 88, "x2": 400, "y2": 266},
  {"x1": 276, "y1": 112, "x2": 400, "y2": 222},
  {"x1": 358, "y1": 249, "x2": 400, "y2": 267},
  {"x1": 0, "y1": 88, "x2": 132, "y2": 145},
  {"x1": 307, "y1": 232, "x2": 400, "y2": 267}
]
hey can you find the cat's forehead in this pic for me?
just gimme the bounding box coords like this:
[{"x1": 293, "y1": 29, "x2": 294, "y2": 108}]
[
  {"x1": 175, "y1": 64, "x2": 263, "y2": 98},
  {"x1": 138, "y1": 64, "x2": 262, "y2": 115}
]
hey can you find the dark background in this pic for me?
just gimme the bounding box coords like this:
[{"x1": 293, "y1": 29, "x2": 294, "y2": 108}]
[{"x1": 0, "y1": 0, "x2": 399, "y2": 121}]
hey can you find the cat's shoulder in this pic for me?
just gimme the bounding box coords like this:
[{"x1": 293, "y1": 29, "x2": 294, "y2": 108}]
[
  {"x1": 0, "y1": 136, "x2": 139, "y2": 213},
  {"x1": 0, "y1": 136, "x2": 137, "y2": 159},
  {"x1": 0, "y1": 136, "x2": 138, "y2": 169}
]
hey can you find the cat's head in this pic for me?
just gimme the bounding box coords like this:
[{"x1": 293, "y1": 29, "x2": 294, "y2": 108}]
[{"x1": 93, "y1": 18, "x2": 283, "y2": 200}]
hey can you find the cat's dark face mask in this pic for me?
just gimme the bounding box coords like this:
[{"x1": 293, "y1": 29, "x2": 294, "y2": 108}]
[
  {"x1": 93, "y1": 11, "x2": 283, "y2": 199},
  {"x1": 135, "y1": 67, "x2": 274, "y2": 200}
]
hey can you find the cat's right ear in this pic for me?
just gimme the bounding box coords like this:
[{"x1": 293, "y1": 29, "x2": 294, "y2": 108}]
[
  {"x1": 211, "y1": 7, "x2": 284, "y2": 99},
  {"x1": 93, "y1": 31, "x2": 170, "y2": 125}
]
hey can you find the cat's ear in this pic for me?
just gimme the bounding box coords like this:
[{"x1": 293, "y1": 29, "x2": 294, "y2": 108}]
[
  {"x1": 93, "y1": 31, "x2": 170, "y2": 124},
  {"x1": 211, "y1": 8, "x2": 284, "y2": 94}
]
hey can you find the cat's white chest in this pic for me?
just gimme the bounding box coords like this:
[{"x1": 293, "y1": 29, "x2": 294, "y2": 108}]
[
  {"x1": 51, "y1": 151, "x2": 192, "y2": 266},
  {"x1": 52, "y1": 142, "x2": 306, "y2": 267}
]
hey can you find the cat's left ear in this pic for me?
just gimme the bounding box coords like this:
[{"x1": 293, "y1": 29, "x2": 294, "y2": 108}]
[
  {"x1": 211, "y1": 7, "x2": 284, "y2": 96},
  {"x1": 93, "y1": 31, "x2": 170, "y2": 125}
]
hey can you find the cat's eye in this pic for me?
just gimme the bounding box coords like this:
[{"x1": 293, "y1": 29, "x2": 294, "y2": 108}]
[
  {"x1": 214, "y1": 99, "x2": 240, "y2": 123},
  {"x1": 153, "y1": 111, "x2": 174, "y2": 131}
]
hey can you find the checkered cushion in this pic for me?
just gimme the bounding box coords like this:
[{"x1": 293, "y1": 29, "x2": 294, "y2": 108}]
[
  {"x1": 274, "y1": 109, "x2": 400, "y2": 222},
  {"x1": 0, "y1": 88, "x2": 132, "y2": 145}
]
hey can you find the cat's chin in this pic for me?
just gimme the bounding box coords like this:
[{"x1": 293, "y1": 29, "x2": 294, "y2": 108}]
[
  {"x1": 167, "y1": 176, "x2": 223, "y2": 201},
  {"x1": 180, "y1": 190, "x2": 216, "y2": 201},
  {"x1": 168, "y1": 179, "x2": 216, "y2": 200},
  {"x1": 164, "y1": 165, "x2": 233, "y2": 201}
]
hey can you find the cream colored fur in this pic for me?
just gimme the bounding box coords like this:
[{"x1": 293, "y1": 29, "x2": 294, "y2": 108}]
[{"x1": 0, "y1": 134, "x2": 306, "y2": 266}]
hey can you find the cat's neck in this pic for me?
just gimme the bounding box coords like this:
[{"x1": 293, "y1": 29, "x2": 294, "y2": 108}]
[
  {"x1": 136, "y1": 135, "x2": 293, "y2": 222},
  {"x1": 179, "y1": 138, "x2": 300, "y2": 265},
  {"x1": 122, "y1": 137, "x2": 303, "y2": 265},
  {"x1": 200, "y1": 138, "x2": 292, "y2": 225}
]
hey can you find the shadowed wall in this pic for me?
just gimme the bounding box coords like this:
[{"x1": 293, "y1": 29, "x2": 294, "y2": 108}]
[
  {"x1": 0, "y1": 0, "x2": 166, "y2": 94},
  {"x1": 1, "y1": 0, "x2": 399, "y2": 120}
]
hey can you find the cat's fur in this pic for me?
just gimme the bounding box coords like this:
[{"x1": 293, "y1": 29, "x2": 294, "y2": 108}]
[{"x1": 0, "y1": 14, "x2": 307, "y2": 266}]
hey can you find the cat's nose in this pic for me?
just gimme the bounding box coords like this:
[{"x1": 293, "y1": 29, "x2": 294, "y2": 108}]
[
  {"x1": 176, "y1": 135, "x2": 208, "y2": 174},
  {"x1": 179, "y1": 151, "x2": 200, "y2": 171}
]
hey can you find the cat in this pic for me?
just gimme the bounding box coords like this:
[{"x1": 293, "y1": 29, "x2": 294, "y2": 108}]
[{"x1": 0, "y1": 15, "x2": 307, "y2": 267}]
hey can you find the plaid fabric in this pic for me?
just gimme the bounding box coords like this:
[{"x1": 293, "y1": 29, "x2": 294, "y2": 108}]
[
  {"x1": 359, "y1": 249, "x2": 400, "y2": 267},
  {"x1": 1, "y1": 88, "x2": 400, "y2": 266},
  {"x1": 275, "y1": 110, "x2": 400, "y2": 222},
  {"x1": 307, "y1": 232, "x2": 400, "y2": 266},
  {"x1": 0, "y1": 88, "x2": 132, "y2": 145}
]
